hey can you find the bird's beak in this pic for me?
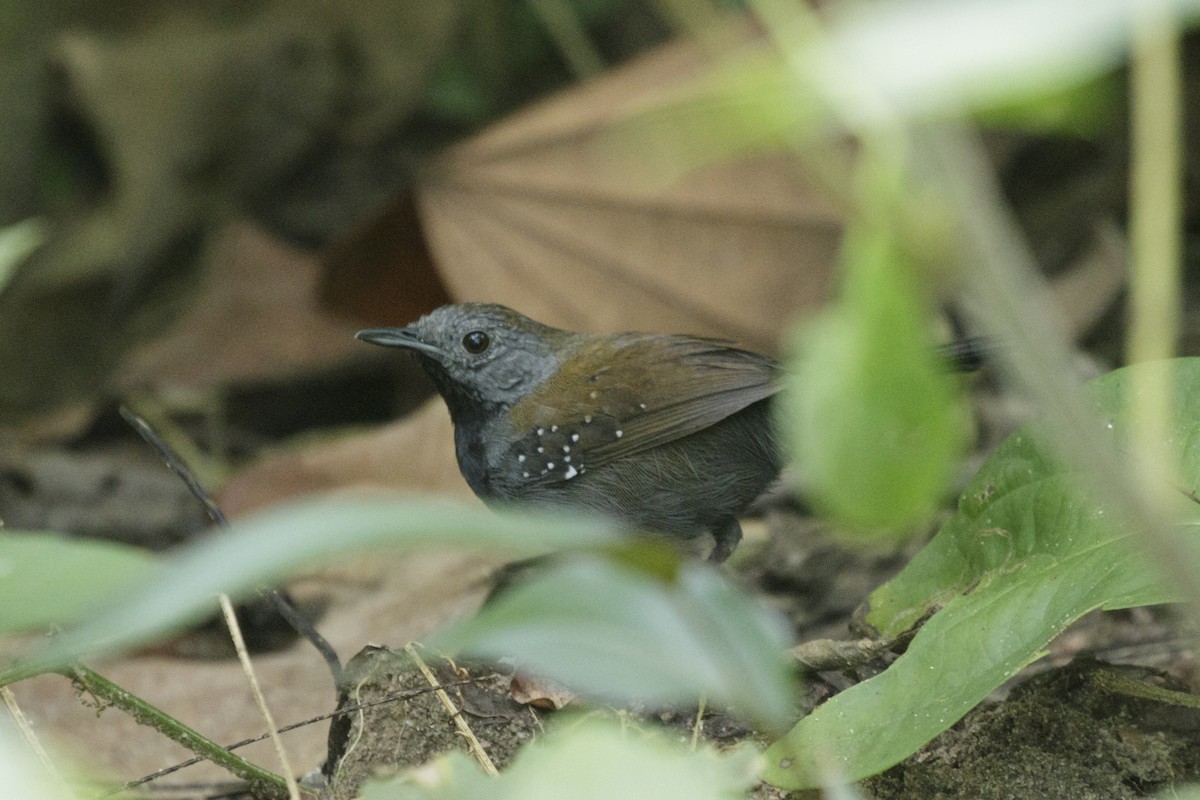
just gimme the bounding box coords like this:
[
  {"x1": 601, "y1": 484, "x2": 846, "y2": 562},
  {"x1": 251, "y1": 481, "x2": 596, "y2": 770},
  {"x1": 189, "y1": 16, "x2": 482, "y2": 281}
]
[{"x1": 355, "y1": 327, "x2": 445, "y2": 358}]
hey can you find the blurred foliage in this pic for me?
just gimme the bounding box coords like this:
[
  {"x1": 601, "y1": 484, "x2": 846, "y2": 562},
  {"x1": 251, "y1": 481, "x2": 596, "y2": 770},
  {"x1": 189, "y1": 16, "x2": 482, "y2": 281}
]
[
  {"x1": 766, "y1": 359, "x2": 1200, "y2": 788},
  {"x1": 362, "y1": 718, "x2": 760, "y2": 800},
  {"x1": 0, "y1": 218, "x2": 45, "y2": 289},
  {"x1": 0, "y1": 498, "x2": 619, "y2": 683},
  {"x1": 436, "y1": 553, "x2": 795, "y2": 731},
  {"x1": 0, "y1": 727, "x2": 80, "y2": 800},
  {"x1": 0, "y1": 532, "x2": 158, "y2": 635},
  {"x1": 781, "y1": 215, "x2": 969, "y2": 533}
]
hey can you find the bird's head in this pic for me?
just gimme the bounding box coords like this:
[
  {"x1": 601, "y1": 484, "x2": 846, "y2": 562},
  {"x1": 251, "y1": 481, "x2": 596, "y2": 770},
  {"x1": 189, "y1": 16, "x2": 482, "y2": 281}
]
[{"x1": 356, "y1": 303, "x2": 575, "y2": 417}]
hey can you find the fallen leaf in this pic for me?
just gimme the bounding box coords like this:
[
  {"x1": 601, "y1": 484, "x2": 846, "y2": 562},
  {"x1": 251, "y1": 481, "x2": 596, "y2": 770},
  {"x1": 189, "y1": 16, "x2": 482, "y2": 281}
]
[
  {"x1": 509, "y1": 672, "x2": 577, "y2": 711},
  {"x1": 416, "y1": 24, "x2": 843, "y2": 355}
]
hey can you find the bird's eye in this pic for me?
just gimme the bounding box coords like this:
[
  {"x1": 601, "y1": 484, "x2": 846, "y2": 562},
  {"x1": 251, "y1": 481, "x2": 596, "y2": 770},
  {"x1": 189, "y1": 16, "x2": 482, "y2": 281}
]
[{"x1": 461, "y1": 330, "x2": 491, "y2": 354}]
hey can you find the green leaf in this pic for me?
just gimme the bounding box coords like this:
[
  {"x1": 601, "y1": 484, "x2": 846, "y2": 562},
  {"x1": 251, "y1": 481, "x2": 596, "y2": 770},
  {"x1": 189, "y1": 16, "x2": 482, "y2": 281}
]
[
  {"x1": 780, "y1": 222, "x2": 968, "y2": 532},
  {"x1": 434, "y1": 556, "x2": 796, "y2": 732},
  {"x1": 2, "y1": 497, "x2": 618, "y2": 683},
  {"x1": 362, "y1": 717, "x2": 761, "y2": 800},
  {"x1": 0, "y1": 218, "x2": 45, "y2": 290},
  {"x1": 973, "y1": 72, "x2": 1121, "y2": 137},
  {"x1": 810, "y1": 0, "x2": 1188, "y2": 127},
  {"x1": 763, "y1": 359, "x2": 1200, "y2": 788},
  {"x1": 1152, "y1": 787, "x2": 1200, "y2": 800},
  {"x1": 0, "y1": 532, "x2": 158, "y2": 634},
  {"x1": 0, "y1": 726, "x2": 81, "y2": 800}
]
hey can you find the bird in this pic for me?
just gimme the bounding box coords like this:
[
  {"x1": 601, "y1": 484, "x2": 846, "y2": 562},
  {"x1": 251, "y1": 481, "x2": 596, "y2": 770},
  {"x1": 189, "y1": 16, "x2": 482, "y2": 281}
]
[{"x1": 356, "y1": 303, "x2": 782, "y2": 563}]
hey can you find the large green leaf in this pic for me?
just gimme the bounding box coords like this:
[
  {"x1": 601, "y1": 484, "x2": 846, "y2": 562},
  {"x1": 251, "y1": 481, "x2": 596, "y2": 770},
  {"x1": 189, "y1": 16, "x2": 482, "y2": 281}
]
[
  {"x1": 0, "y1": 532, "x2": 158, "y2": 634},
  {"x1": 763, "y1": 359, "x2": 1199, "y2": 788},
  {"x1": 1, "y1": 497, "x2": 618, "y2": 683},
  {"x1": 435, "y1": 556, "x2": 796, "y2": 732},
  {"x1": 780, "y1": 221, "x2": 968, "y2": 532},
  {"x1": 362, "y1": 718, "x2": 760, "y2": 800}
]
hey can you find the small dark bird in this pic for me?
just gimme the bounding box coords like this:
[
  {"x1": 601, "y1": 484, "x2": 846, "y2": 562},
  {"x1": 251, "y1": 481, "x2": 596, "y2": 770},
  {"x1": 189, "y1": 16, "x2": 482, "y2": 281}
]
[{"x1": 356, "y1": 304, "x2": 781, "y2": 563}]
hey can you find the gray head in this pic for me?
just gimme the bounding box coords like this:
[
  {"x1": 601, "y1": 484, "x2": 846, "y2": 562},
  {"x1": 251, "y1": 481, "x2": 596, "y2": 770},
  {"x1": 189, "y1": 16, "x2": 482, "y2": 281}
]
[{"x1": 356, "y1": 303, "x2": 576, "y2": 420}]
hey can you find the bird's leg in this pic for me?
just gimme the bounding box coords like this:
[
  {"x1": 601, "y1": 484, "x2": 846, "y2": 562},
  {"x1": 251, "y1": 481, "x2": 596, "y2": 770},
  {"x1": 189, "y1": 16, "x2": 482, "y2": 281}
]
[{"x1": 707, "y1": 518, "x2": 743, "y2": 564}]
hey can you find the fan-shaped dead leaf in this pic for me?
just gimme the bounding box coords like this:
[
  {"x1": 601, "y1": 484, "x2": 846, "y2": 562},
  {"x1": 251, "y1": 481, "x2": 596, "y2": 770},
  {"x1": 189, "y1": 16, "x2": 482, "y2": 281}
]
[{"x1": 417, "y1": 25, "x2": 843, "y2": 355}]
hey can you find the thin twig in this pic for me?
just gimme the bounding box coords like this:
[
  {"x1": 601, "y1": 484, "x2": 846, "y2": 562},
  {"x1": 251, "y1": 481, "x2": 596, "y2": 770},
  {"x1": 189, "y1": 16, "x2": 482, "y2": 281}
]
[
  {"x1": 335, "y1": 674, "x2": 370, "y2": 774},
  {"x1": 120, "y1": 406, "x2": 229, "y2": 527},
  {"x1": 262, "y1": 588, "x2": 342, "y2": 685},
  {"x1": 219, "y1": 594, "x2": 302, "y2": 800},
  {"x1": 689, "y1": 695, "x2": 707, "y2": 751},
  {"x1": 111, "y1": 678, "x2": 485, "y2": 793},
  {"x1": 405, "y1": 643, "x2": 499, "y2": 776},
  {"x1": 2, "y1": 685, "x2": 62, "y2": 780},
  {"x1": 119, "y1": 405, "x2": 343, "y2": 684}
]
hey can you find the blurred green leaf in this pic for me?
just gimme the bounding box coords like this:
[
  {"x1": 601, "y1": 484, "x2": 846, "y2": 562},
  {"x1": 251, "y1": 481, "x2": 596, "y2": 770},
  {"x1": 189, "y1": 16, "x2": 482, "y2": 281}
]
[
  {"x1": 613, "y1": 0, "x2": 1197, "y2": 178},
  {"x1": 780, "y1": 221, "x2": 968, "y2": 532},
  {"x1": 973, "y1": 72, "x2": 1122, "y2": 137},
  {"x1": 807, "y1": 0, "x2": 1189, "y2": 126},
  {"x1": 0, "y1": 726, "x2": 80, "y2": 800},
  {"x1": 1152, "y1": 787, "x2": 1200, "y2": 799},
  {"x1": 0, "y1": 533, "x2": 158, "y2": 635},
  {"x1": 434, "y1": 556, "x2": 796, "y2": 732},
  {"x1": 763, "y1": 359, "x2": 1200, "y2": 788},
  {"x1": 1, "y1": 497, "x2": 618, "y2": 683},
  {"x1": 0, "y1": 219, "x2": 45, "y2": 291},
  {"x1": 423, "y1": 54, "x2": 496, "y2": 126},
  {"x1": 362, "y1": 717, "x2": 761, "y2": 800}
]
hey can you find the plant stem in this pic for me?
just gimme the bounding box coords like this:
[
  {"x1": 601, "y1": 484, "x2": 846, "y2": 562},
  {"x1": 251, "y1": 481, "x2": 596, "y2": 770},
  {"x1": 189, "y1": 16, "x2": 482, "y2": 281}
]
[
  {"x1": 66, "y1": 664, "x2": 294, "y2": 797},
  {"x1": 1128, "y1": 0, "x2": 1182, "y2": 371},
  {"x1": 1127, "y1": 0, "x2": 1184, "y2": 507}
]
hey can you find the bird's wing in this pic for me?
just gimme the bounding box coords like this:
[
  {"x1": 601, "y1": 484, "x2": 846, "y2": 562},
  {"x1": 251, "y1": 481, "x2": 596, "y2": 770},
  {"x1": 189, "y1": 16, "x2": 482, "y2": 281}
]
[{"x1": 505, "y1": 334, "x2": 781, "y2": 483}]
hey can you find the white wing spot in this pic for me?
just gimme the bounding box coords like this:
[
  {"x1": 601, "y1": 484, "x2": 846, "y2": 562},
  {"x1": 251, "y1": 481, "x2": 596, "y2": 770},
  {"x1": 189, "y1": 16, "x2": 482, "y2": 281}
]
[
  {"x1": 536, "y1": 428, "x2": 544, "y2": 436},
  {"x1": 536, "y1": 446, "x2": 545, "y2": 453},
  {"x1": 584, "y1": 415, "x2": 593, "y2": 424},
  {"x1": 547, "y1": 462, "x2": 555, "y2": 470},
  {"x1": 517, "y1": 454, "x2": 526, "y2": 463},
  {"x1": 563, "y1": 455, "x2": 571, "y2": 463},
  {"x1": 571, "y1": 433, "x2": 580, "y2": 442},
  {"x1": 638, "y1": 403, "x2": 647, "y2": 410},
  {"x1": 523, "y1": 471, "x2": 530, "y2": 478},
  {"x1": 564, "y1": 465, "x2": 579, "y2": 479},
  {"x1": 615, "y1": 430, "x2": 623, "y2": 438},
  {"x1": 562, "y1": 445, "x2": 570, "y2": 453},
  {"x1": 589, "y1": 391, "x2": 599, "y2": 399},
  {"x1": 551, "y1": 425, "x2": 558, "y2": 432}
]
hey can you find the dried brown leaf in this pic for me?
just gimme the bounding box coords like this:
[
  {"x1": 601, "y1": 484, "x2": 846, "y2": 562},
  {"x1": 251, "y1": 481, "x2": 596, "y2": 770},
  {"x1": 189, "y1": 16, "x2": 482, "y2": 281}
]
[
  {"x1": 509, "y1": 672, "x2": 577, "y2": 711},
  {"x1": 417, "y1": 28, "x2": 843, "y2": 355}
]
